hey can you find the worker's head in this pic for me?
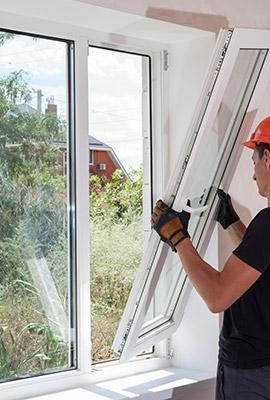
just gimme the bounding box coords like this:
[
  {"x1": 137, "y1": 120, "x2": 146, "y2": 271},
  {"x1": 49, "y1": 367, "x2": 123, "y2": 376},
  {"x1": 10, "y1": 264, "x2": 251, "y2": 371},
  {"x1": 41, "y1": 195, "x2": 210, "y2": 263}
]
[{"x1": 243, "y1": 116, "x2": 270, "y2": 198}]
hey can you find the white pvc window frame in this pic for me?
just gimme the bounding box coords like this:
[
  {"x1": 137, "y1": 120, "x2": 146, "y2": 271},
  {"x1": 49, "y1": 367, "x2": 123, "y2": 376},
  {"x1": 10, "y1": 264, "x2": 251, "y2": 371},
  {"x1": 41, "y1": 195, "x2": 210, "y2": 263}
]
[
  {"x1": 0, "y1": 9, "x2": 166, "y2": 400},
  {"x1": 113, "y1": 28, "x2": 270, "y2": 362}
]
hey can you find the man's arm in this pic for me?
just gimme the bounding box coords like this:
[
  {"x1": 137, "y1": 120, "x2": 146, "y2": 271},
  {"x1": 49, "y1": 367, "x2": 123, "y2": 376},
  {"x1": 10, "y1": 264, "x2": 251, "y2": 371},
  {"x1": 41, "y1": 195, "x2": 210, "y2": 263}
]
[
  {"x1": 175, "y1": 238, "x2": 261, "y2": 313},
  {"x1": 226, "y1": 219, "x2": 246, "y2": 247}
]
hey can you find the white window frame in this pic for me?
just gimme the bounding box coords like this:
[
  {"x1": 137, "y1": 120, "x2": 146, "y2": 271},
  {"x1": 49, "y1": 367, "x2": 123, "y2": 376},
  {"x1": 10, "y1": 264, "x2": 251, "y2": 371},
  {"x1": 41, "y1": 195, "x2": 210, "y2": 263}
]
[
  {"x1": 89, "y1": 149, "x2": 94, "y2": 165},
  {"x1": 87, "y1": 39, "x2": 156, "y2": 360},
  {"x1": 0, "y1": 7, "x2": 166, "y2": 400},
  {"x1": 97, "y1": 162, "x2": 106, "y2": 170},
  {"x1": 113, "y1": 27, "x2": 270, "y2": 362}
]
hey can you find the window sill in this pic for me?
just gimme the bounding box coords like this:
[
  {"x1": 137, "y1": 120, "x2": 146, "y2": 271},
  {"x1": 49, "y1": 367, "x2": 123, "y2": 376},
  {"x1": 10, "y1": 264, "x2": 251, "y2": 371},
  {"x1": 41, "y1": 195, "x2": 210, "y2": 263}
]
[
  {"x1": 1, "y1": 357, "x2": 170, "y2": 400},
  {"x1": 1, "y1": 363, "x2": 215, "y2": 400},
  {"x1": 77, "y1": 367, "x2": 215, "y2": 400}
]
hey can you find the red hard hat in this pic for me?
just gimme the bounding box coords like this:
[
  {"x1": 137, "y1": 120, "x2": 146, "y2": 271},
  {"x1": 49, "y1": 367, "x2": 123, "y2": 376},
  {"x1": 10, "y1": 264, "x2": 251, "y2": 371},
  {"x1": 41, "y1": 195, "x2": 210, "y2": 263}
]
[{"x1": 243, "y1": 116, "x2": 270, "y2": 149}]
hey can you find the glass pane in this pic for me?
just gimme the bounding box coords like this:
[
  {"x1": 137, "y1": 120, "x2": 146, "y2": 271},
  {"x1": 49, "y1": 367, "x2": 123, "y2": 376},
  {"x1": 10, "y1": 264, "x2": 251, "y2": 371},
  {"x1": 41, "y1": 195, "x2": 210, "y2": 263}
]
[
  {"x1": 141, "y1": 49, "x2": 267, "y2": 335},
  {"x1": 88, "y1": 47, "x2": 151, "y2": 362},
  {"x1": 0, "y1": 31, "x2": 75, "y2": 381}
]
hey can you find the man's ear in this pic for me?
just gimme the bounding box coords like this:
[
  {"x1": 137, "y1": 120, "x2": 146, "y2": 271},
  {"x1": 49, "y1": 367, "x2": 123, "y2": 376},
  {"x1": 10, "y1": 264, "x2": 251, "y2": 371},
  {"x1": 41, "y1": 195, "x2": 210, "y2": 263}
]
[{"x1": 263, "y1": 149, "x2": 270, "y2": 169}]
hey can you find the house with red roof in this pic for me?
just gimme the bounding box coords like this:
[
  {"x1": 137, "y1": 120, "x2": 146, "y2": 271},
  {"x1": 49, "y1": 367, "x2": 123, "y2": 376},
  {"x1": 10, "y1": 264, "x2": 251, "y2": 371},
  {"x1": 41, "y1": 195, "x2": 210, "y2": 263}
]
[{"x1": 89, "y1": 136, "x2": 128, "y2": 180}]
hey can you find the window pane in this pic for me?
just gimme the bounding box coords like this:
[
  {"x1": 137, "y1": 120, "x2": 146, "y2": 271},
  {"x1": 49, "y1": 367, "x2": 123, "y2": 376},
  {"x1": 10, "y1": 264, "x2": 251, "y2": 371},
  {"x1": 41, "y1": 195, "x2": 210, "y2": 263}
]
[
  {"x1": 0, "y1": 31, "x2": 76, "y2": 381},
  {"x1": 88, "y1": 47, "x2": 151, "y2": 362},
  {"x1": 141, "y1": 49, "x2": 266, "y2": 335}
]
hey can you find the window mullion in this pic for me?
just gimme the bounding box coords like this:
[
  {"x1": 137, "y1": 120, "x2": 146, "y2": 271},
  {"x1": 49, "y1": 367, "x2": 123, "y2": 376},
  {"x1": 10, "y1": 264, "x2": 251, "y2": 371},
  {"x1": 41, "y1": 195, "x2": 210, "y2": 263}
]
[{"x1": 74, "y1": 37, "x2": 91, "y2": 373}]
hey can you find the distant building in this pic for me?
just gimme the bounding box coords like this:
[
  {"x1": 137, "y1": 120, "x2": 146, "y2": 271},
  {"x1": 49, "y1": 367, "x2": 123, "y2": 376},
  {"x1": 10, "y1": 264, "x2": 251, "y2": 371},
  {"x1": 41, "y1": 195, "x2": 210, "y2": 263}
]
[
  {"x1": 8, "y1": 102, "x2": 127, "y2": 181},
  {"x1": 45, "y1": 98, "x2": 57, "y2": 117},
  {"x1": 17, "y1": 103, "x2": 39, "y2": 114},
  {"x1": 45, "y1": 103, "x2": 57, "y2": 117},
  {"x1": 17, "y1": 99, "x2": 57, "y2": 116},
  {"x1": 56, "y1": 136, "x2": 128, "y2": 180},
  {"x1": 89, "y1": 136, "x2": 128, "y2": 180}
]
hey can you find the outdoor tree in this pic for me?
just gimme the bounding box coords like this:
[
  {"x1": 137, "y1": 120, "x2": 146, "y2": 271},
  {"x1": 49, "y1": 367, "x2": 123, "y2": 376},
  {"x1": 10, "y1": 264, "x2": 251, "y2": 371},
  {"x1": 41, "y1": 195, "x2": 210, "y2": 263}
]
[{"x1": 0, "y1": 62, "x2": 66, "y2": 246}]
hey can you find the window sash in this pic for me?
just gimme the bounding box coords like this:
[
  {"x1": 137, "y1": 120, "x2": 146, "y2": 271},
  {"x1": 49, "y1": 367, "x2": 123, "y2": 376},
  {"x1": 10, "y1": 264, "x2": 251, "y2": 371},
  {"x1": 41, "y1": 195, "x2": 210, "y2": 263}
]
[{"x1": 113, "y1": 27, "x2": 270, "y2": 362}]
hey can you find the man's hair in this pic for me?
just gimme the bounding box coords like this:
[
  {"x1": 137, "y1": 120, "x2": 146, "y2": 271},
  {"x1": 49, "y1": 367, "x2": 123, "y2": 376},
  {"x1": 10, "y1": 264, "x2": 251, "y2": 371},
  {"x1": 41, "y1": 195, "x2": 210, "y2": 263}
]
[{"x1": 256, "y1": 142, "x2": 270, "y2": 159}]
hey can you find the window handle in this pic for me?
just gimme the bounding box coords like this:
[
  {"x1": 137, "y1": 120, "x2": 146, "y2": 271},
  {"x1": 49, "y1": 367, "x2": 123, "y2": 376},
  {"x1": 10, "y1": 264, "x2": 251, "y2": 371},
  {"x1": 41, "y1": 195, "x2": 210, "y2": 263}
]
[{"x1": 179, "y1": 196, "x2": 208, "y2": 214}]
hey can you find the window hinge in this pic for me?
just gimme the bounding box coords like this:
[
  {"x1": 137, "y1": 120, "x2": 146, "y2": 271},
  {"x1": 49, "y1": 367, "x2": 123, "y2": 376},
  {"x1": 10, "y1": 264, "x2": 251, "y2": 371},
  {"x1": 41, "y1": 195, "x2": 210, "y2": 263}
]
[
  {"x1": 163, "y1": 50, "x2": 169, "y2": 71},
  {"x1": 214, "y1": 29, "x2": 233, "y2": 77},
  {"x1": 117, "y1": 318, "x2": 133, "y2": 354},
  {"x1": 165, "y1": 338, "x2": 174, "y2": 359},
  {"x1": 182, "y1": 154, "x2": 190, "y2": 171}
]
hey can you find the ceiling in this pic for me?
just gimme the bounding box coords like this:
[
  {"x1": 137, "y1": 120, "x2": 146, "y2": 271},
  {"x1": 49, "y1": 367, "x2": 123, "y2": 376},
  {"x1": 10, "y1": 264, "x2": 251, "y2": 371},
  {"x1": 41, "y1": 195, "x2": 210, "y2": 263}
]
[{"x1": 75, "y1": 0, "x2": 270, "y2": 34}]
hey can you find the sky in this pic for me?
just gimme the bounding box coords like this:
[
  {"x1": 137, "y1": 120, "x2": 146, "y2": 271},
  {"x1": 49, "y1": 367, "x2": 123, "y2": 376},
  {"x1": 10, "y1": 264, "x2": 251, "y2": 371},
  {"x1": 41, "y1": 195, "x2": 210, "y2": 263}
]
[
  {"x1": 88, "y1": 47, "x2": 144, "y2": 171},
  {"x1": 0, "y1": 32, "x2": 145, "y2": 170}
]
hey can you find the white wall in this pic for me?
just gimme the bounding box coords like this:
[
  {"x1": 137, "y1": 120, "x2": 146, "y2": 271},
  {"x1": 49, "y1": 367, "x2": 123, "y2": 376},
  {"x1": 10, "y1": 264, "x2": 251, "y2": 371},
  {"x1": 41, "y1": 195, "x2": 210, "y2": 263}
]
[{"x1": 165, "y1": 35, "x2": 216, "y2": 181}]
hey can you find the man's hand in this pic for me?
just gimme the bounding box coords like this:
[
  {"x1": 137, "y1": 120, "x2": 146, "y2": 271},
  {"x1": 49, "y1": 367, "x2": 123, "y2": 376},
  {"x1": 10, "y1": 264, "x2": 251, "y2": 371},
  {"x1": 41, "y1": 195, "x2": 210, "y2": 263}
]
[
  {"x1": 216, "y1": 189, "x2": 240, "y2": 230},
  {"x1": 151, "y1": 200, "x2": 190, "y2": 251}
]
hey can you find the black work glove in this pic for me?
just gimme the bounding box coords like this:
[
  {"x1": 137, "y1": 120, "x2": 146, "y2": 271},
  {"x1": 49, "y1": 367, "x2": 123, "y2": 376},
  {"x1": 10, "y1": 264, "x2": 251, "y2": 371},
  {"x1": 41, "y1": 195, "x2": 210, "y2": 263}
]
[
  {"x1": 178, "y1": 199, "x2": 191, "y2": 232},
  {"x1": 151, "y1": 200, "x2": 190, "y2": 252},
  {"x1": 216, "y1": 189, "x2": 239, "y2": 230}
]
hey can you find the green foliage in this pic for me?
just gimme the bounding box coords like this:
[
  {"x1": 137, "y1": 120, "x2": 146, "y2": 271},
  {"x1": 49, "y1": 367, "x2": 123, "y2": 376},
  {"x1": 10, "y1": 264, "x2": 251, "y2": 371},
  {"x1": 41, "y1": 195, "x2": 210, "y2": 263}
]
[
  {"x1": 0, "y1": 321, "x2": 69, "y2": 380},
  {"x1": 22, "y1": 186, "x2": 66, "y2": 254},
  {"x1": 91, "y1": 215, "x2": 143, "y2": 312},
  {"x1": 0, "y1": 65, "x2": 67, "y2": 248},
  {"x1": 0, "y1": 174, "x2": 22, "y2": 239},
  {"x1": 0, "y1": 112, "x2": 66, "y2": 185},
  {"x1": 0, "y1": 70, "x2": 31, "y2": 104},
  {"x1": 0, "y1": 238, "x2": 25, "y2": 286},
  {"x1": 90, "y1": 168, "x2": 143, "y2": 222},
  {"x1": 0, "y1": 67, "x2": 66, "y2": 185},
  {"x1": 0, "y1": 32, "x2": 14, "y2": 47}
]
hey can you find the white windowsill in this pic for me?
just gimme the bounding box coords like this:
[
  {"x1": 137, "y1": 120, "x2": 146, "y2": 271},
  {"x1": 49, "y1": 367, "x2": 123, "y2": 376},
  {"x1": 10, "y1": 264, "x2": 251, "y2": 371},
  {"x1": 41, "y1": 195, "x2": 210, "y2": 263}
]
[
  {"x1": 24, "y1": 367, "x2": 215, "y2": 400},
  {"x1": 1, "y1": 358, "x2": 169, "y2": 400}
]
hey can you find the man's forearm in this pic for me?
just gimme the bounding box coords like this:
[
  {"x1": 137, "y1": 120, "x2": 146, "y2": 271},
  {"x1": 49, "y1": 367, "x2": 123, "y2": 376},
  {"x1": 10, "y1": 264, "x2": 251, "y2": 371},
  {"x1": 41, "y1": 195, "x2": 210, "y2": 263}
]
[
  {"x1": 226, "y1": 219, "x2": 246, "y2": 247},
  {"x1": 175, "y1": 238, "x2": 221, "y2": 313}
]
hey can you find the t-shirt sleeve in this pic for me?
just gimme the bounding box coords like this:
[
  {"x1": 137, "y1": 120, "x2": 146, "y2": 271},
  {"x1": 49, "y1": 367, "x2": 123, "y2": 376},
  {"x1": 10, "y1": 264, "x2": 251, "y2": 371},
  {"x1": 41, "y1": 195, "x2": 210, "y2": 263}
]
[{"x1": 233, "y1": 209, "x2": 270, "y2": 273}]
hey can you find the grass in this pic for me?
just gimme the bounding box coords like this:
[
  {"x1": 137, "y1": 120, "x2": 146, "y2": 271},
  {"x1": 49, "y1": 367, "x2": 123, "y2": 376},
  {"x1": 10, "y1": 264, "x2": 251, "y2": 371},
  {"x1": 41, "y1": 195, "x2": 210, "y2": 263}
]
[
  {"x1": 0, "y1": 214, "x2": 143, "y2": 377},
  {"x1": 90, "y1": 215, "x2": 143, "y2": 362},
  {"x1": 0, "y1": 294, "x2": 69, "y2": 380}
]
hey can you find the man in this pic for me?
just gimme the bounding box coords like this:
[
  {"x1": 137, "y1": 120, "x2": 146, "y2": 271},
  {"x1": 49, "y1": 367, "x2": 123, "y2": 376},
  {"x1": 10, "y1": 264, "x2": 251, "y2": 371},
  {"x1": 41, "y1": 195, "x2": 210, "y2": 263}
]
[{"x1": 151, "y1": 116, "x2": 270, "y2": 400}]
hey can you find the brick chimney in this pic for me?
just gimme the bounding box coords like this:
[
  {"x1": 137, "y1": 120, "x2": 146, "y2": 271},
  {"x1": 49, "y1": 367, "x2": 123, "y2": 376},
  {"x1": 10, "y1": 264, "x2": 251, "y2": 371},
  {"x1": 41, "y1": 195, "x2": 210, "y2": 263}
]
[{"x1": 45, "y1": 97, "x2": 57, "y2": 117}]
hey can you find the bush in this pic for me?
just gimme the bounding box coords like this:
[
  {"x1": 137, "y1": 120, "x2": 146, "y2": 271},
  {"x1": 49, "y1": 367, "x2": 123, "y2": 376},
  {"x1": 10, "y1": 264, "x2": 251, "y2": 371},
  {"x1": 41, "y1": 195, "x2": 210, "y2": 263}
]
[{"x1": 90, "y1": 169, "x2": 143, "y2": 222}]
